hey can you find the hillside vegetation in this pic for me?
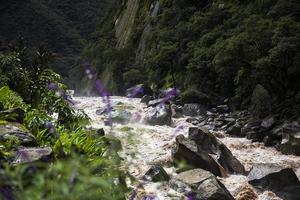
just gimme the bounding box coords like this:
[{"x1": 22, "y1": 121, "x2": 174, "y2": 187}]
[{"x1": 84, "y1": 0, "x2": 300, "y2": 119}]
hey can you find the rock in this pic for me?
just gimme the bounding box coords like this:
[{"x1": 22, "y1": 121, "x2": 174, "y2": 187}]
[
  {"x1": 145, "y1": 104, "x2": 172, "y2": 126},
  {"x1": 170, "y1": 169, "x2": 234, "y2": 200},
  {"x1": 126, "y1": 84, "x2": 145, "y2": 98},
  {"x1": 172, "y1": 104, "x2": 183, "y2": 118},
  {"x1": 280, "y1": 122, "x2": 300, "y2": 156},
  {"x1": 147, "y1": 98, "x2": 164, "y2": 107},
  {"x1": 261, "y1": 116, "x2": 276, "y2": 129},
  {"x1": 216, "y1": 105, "x2": 230, "y2": 113},
  {"x1": 188, "y1": 127, "x2": 246, "y2": 175},
  {"x1": 0, "y1": 124, "x2": 36, "y2": 146},
  {"x1": 111, "y1": 110, "x2": 132, "y2": 124},
  {"x1": 226, "y1": 124, "x2": 242, "y2": 136},
  {"x1": 13, "y1": 147, "x2": 53, "y2": 164},
  {"x1": 95, "y1": 128, "x2": 105, "y2": 137},
  {"x1": 140, "y1": 95, "x2": 152, "y2": 104},
  {"x1": 143, "y1": 165, "x2": 169, "y2": 182},
  {"x1": 248, "y1": 164, "x2": 300, "y2": 200},
  {"x1": 0, "y1": 108, "x2": 25, "y2": 123},
  {"x1": 172, "y1": 134, "x2": 227, "y2": 177},
  {"x1": 241, "y1": 120, "x2": 262, "y2": 137},
  {"x1": 182, "y1": 104, "x2": 203, "y2": 117}
]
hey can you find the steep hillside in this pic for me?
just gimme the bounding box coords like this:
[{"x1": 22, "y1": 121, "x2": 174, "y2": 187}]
[
  {"x1": 84, "y1": 0, "x2": 300, "y2": 119},
  {"x1": 0, "y1": 0, "x2": 108, "y2": 79}
]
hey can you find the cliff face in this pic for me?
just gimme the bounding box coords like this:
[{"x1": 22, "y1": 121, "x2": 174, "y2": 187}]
[{"x1": 84, "y1": 0, "x2": 300, "y2": 119}]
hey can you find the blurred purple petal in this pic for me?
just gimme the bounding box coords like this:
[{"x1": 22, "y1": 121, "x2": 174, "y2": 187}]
[{"x1": 48, "y1": 83, "x2": 58, "y2": 90}]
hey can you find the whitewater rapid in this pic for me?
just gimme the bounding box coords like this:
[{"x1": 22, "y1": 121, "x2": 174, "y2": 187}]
[{"x1": 73, "y1": 96, "x2": 300, "y2": 200}]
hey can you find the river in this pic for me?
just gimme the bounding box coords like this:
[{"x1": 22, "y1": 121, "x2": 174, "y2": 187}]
[{"x1": 73, "y1": 96, "x2": 300, "y2": 200}]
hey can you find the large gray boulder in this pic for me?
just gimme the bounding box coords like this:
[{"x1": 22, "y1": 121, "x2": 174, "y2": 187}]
[
  {"x1": 145, "y1": 104, "x2": 172, "y2": 126},
  {"x1": 248, "y1": 164, "x2": 300, "y2": 200},
  {"x1": 172, "y1": 135, "x2": 227, "y2": 177},
  {"x1": 182, "y1": 104, "x2": 203, "y2": 117},
  {"x1": 13, "y1": 147, "x2": 53, "y2": 164},
  {"x1": 188, "y1": 127, "x2": 246, "y2": 175},
  {"x1": 0, "y1": 124, "x2": 36, "y2": 146},
  {"x1": 170, "y1": 169, "x2": 234, "y2": 200}
]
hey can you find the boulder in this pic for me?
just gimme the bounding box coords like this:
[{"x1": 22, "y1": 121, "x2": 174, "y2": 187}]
[
  {"x1": 172, "y1": 134, "x2": 227, "y2": 177},
  {"x1": 172, "y1": 104, "x2": 183, "y2": 118},
  {"x1": 147, "y1": 98, "x2": 164, "y2": 107},
  {"x1": 280, "y1": 122, "x2": 300, "y2": 156},
  {"x1": 188, "y1": 127, "x2": 246, "y2": 175},
  {"x1": 170, "y1": 169, "x2": 234, "y2": 200},
  {"x1": 143, "y1": 165, "x2": 169, "y2": 182},
  {"x1": 0, "y1": 108, "x2": 25, "y2": 123},
  {"x1": 140, "y1": 95, "x2": 152, "y2": 104},
  {"x1": 0, "y1": 124, "x2": 36, "y2": 146},
  {"x1": 145, "y1": 104, "x2": 172, "y2": 126},
  {"x1": 261, "y1": 116, "x2": 276, "y2": 129},
  {"x1": 216, "y1": 105, "x2": 230, "y2": 113},
  {"x1": 248, "y1": 164, "x2": 300, "y2": 200},
  {"x1": 182, "y1": 104, "x2": 203, "y2": 117},
  {"x1": 226, "y1": 124, "x2": 242, "y2": 136},
  {"x1": 13, "y1": 147, "x2": 53, "y2": 164}
]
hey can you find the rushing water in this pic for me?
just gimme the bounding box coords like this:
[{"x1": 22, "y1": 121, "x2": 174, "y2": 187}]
[{"x1": 73, "y1": 96, "x2": 300, "y2": 200}]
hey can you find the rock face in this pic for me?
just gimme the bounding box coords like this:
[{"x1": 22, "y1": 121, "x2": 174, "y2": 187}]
[
  {"x1": 0, "y1": 124, "x2": 36, "y2": 146},
  {"x1": 140, "y1": 95, "x2": 152, "y2": 104},
  {"x1": 143, "y1": 165, "x2": 169, "y2": 182},
  {"x1": 280, "y1": 122, "x2": 300, "y2": 156},
  {"x1": 248, "y1": 164, "x2": 300, "y2": 200},
  {"x1": 145, "y1": 104, "x2": 172, "y2": 126},
  {"x1": 170, "y1": 169, "x2": 234, "y2": 200},
  {"x1": 13, "y1": 147, "x2": 53, "y2": 164},
  {"x1": 0, "y1": 108, "x2": 25, "y2": 123},
  {"x1": 188, "y1": 127, "x2": 246, "y2": 175},
  {"x1": 172, "y1": 134, "x2": 227, "y2": 177}
]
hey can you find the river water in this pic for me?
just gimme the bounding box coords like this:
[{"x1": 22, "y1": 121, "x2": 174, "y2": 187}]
[{"x1": 73, "y1": 96, "x2": 300, "y2": 200}]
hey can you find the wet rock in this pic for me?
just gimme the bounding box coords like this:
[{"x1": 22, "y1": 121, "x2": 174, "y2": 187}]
[
  {"x1": 280, "y1": 122, "x2": 300, "y2": 156},
  {"x1": 241, "y1": 120, "x2": 262, "y2": 137},
  {"x1": 188, "y1": 127, "x2": 246, "y2": 175},
  {"x1": 0, "y1": 124, "x2": 36, "y2": 146},
  {"x1": 13, "y1": 147, "x2": 53, "y2": 164},
  {"x1": 145, "y1": 104, "x2": 172, "y2": 126},
  {"x1": 94, "y1": 128, "x2": 105, "y2": 137},
  {"x1": 216, "y1": 105, "x2": 230, "y2": 113},
  {"x1": 147, "y1": 98, "x2": 164, "y2": 107},
  {"x1": 111, "y1": 110, "x2": 132, "y2": 124},
  {"x1": 226, "y1": 124, "x2": 242, "y2": 136},
  {"x1": 96, "y1": 107, "x2": 110, "y2": 115},
  {"x1": 172, "y1": 104, "x2": 183, "y2": 118},
  {"x1": 170, "y1": 169, "x2": 234, "y2": 200},
  {"x1": 143, "y1": 164, "x2": 169, "y2": 182},
  {"x1": 182, "y1": 104, "x2": 203, "y2": 117},
  {"x1": 0, "y1": 108, "x2": 25, "y2": 123},
  {"x1": 172, "y1": 134, "x2": 227, "y2": 177},
  {"x1": 248, "y1": 164, "x2": 300, "y2": 200},
  {"x1": 140, "y1": 95, "x2": 152, "y2": 104}
]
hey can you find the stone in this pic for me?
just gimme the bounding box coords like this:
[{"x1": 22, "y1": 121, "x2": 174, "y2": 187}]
[
  {"x1": 188, "y1": 127, "x2": 246, "y2": 175},
  {"x1": 170, "y1": 169, "x2": 234, "y2": 200},
  {"x1": 261, "y1": 116, "x2": 276, "y2": 129},
  {"x1": 248, "y1": 164, "x2": 300, "y2": 200},
  {"x1": 143, "y1": 165, "x2": 170, "y2": 182},
  {"x1": 280, "y1": 122, "x2": 300, "y2": 156},
  {"x1": 172, "y1": 134, "x2": 227, "y2": 177},
  {"x1": 140, "y1": 95, "x2": 152, "y2": 104},
  {"x1": 226, "y1": 124, "x2": 242, "y2": 136},
  {"x1": 0, "y1": 124, "x2": 36, "y2": 146},
  {"x1": 145, "y1": 104, "x2": 172, "y2": 126},
  {"x1": 182, "y1": 104, "x2": 203, "y2": 117},
  {"x1": 147, "y1": 98, "x2": 164, "y2": 107},
  {"x1": 216, "y1": 105, "x2": 230, "y2": 113},
  {"x1": 0, "y1": 108, "x2": 25, "y2": 123},
  {"x1": 172, "y1": 104, "x2": 183, "y2": 118},
  {"x1": 13, "y1": 147, "x2": 53, "y2": 164}
]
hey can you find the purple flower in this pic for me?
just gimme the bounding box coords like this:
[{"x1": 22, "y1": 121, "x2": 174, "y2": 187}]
[
  {"x1": 188, "y1": 194, "x2": 195, "y2": 200},
  {"x1": 48, "y1": 83, "x2": 58, "y2": 90},
  {"x1": 142, "y1": 195, "x2": 156, "y2": 200}
]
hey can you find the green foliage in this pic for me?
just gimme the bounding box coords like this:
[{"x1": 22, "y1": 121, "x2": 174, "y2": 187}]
[
  {"x1": 0, "y1": 87, "x2": 28, "y2": 110},
  {"x1": 251, "y1": 84, "x2": 271, "y2": 118},
  {"x1": 86, "y1": 0, "x2": 300, "y2": 118}
]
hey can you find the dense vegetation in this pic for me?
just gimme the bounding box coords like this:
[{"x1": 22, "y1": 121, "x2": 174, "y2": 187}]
[
  {"x1": 0, "y1": 0, "x2": 109, "y2": 85},
  {"x1": 0, "y1": 40, "x2": 129, "y2": 199},
  {"x1": 84, "y1": 0, "x2": 300, "y2": 119}
]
